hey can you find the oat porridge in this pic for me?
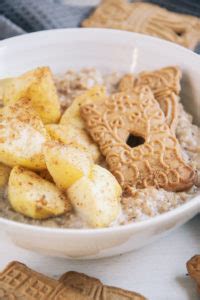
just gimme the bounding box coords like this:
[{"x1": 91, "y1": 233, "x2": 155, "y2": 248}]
[{"x1": 0, "y1": 67, "x2": 199, "y2": 228}]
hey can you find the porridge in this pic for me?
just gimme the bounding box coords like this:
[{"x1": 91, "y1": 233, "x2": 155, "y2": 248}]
[{"x1": 0, "y1": 67, "x2": 199, "y2": 228}]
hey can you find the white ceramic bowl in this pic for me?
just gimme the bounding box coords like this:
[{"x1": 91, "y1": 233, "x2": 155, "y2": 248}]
[{"x1": 0, "y1": 29, "x2": 199, "y2": 259}]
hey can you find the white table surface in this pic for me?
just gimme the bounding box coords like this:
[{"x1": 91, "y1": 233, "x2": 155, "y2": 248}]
[{"x1": 0, "y1": 216, "x2": 199, "y2": 300}]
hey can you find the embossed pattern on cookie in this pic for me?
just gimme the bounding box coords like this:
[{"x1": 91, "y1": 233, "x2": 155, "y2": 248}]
[
  {"x1": 60, "y1": 271, "x2": 102, "y2": 299},
  {"x1": 0, "y1": 262, "x2": 146, "y2": 300},
  {"x1": 0, "y1": 261, "x2": 57, "y2": 299},
  {"x1": 0, "y1": 282, "x2": 20, "y2": 299},
  {"x1": 119, "y1": 66, "x2": 181, "y2": 131},
  {"x1": 81, "y1": 86, "x2": 195, "y2": 192},
  {"x1": 82, "y1": 0, "x2": 200, "y2": 50},
  {"x1": 60, "y1": 271, "x2": 147, "y2": 300}
]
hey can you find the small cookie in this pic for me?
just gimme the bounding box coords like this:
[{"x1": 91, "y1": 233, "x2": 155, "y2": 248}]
[
  {"x1": 119, "y1": 66, "x2": 181, "y2": 131},
  {"x1": 81, "y1": 86, "x2": 195, "y2": 192},
  {"x1": 82, "y1": 0, "x2": 200, "y2": 50},
  {"x1": 187, "y1": 255, "x2": 200, "y2": 293},
  {"x1": 60, "y1": 271, "x2": 146, "y2": 300}
]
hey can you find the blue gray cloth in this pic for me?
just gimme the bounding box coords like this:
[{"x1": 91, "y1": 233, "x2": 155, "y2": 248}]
[
  {"x1": 0, "y1": 0, "x2": 199, "y2": 53},
  {"x1": 0, "y1": 15, "x2": 25, "y2": 39},
  {"x1": 0, "y1": 0, "x2": 93, "y2": 37}
]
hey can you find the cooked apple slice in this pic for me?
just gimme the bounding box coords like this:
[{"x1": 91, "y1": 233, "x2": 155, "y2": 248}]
[
  {"x1": 67, "y1": 165, "x2": 122, "y2": 228},
  {"x1": 8, "y1": 166, "x2": 71, "y2": 220},
  {"x1": 58, "y1": 86, "x2": 105, "y2": 163},
  {"x1": 60, "y1": 86, "x2": 106, "y2": 128},
  {"x1": 44, "y1": 141, "x2": 93, "y2": 190},
  {"x1": 0, "y1": 67, "x2": 61, "y2": 124},
  {"x1": 0, "y1": 98, "x2": 48, "y2": 170},
  {"x1": 46, "y1": 123, "x2": 100, "y2": 162}
]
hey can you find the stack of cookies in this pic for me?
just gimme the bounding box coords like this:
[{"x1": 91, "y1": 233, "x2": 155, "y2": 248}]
[{"x1": 0, "y1": 261, "x2": 146, "y2": 299}]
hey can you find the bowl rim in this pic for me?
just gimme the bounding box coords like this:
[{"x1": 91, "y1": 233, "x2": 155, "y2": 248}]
[
  {"x1": 0, "y1": 194, "x2": 199, "y2": 234},
  {"x1": 0, "y1": 28, "x2": 199, "y2": 234},
  {"x1": 1, "y1": 27, "x2": 200, "y2": 60}
]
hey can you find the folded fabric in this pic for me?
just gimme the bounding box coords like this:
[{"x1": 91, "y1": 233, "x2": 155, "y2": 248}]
[{"x1": 0, "y1": 15, "x2": 25, "y2": 39}]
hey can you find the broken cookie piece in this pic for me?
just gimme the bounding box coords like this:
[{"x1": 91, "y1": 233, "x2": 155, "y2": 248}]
[{"x1": 119, "y1": 66, "x2": 181, "y2": 131}]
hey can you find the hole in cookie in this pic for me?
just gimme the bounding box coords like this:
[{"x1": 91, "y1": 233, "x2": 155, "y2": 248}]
[
  {"x1": 175, "y1": 30, "x2": 185, "y2": 37},
  {"x1": 126, "y1": 134, "x2": 145, "y2": 148}
]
